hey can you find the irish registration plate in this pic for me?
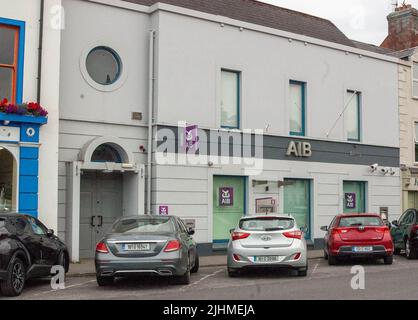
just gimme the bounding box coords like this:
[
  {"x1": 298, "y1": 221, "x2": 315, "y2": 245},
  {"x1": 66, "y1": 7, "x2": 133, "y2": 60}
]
[
  {"x1": 255, "y1": 256, "x2": 281, "y2": 263},
  {"x1": 352, "y1": 246, "x2": 373, "y2": 253},
  {"x1": 123, "y1": 243, "x2": 150, "y2": 251}
]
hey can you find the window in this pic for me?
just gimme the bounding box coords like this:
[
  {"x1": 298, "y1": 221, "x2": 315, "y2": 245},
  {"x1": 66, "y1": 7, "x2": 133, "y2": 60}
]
[
  {"x1": 415, "y1": 123, "x2": 418, "y2": 162},
  {"x1": 27, "y1": 217, "x2": 47, "y2": 236},
  {"x1": 220, "y1": 70, "x2": 240, "y2": 129},
  {"x1": 86, "y1": 46, "x2": 121, "y2": 85},
  {"x1": 413, "y1": 62, "x2": 418, "y2": 99},
  {"x1": 289, "y1": 81, "x2": 306, "y2": 136},
  {"x1": 345, "y1": 90, "x2": 361, "y2": 142},
  {"x1": 0, "y1": 20, "x2": 24, "y2": 103},
  {"x1": 91, "y1": 144, "x2": 122, "y2": 163}
]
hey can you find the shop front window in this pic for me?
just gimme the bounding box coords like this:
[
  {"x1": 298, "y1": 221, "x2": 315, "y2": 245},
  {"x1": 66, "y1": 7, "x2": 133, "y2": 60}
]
[
  {"x1": 283, "y1": 179, "x2": 311, "y2": 239},
  {"x1": 0, "y1": 147, "x2": 17, "y2": 212}
]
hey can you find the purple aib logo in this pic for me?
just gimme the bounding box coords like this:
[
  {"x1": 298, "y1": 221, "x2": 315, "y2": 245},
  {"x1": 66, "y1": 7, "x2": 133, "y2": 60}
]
[{"x1": 219, "y1": 187, "x2": 234, "y2": 207}]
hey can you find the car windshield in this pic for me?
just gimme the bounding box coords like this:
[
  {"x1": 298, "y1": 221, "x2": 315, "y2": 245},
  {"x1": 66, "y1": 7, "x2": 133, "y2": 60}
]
[
  {"x1": 339, "y1": 216, "x2": 383, "y2": 227},
  {"x1": 111, "y1": 217, "x2": 174, "y2": 234},
  {"x1": 239, "y1": 217, "x2": 294, "y2": 231}
]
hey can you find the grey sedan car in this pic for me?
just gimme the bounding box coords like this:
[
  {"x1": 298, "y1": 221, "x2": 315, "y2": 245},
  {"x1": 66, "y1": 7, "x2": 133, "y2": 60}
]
[
  {"x1": 95, "y1": 215, "x2": 199, "y2": 286},
  {"x1": 227, "y1": 215, "x2": 308, "y2": 277}
]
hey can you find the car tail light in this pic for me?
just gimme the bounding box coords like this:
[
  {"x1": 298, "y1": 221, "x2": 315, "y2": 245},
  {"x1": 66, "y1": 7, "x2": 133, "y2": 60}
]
[
  {"x1": 231, "y1": 232, "x2": 250, "y2": 241},
  {"x1": 233, "y1": 254, "x2": 241, "y2": 261},
  {"x1": 375, "y1": 227, "x2": 389, "y2": 233},
  {"x1": 96, "y1": 242, "x2": 109, "y2": 254},
  {"x1": 331, "y1": 228, "x2": 348, "y2": 235},
  {"x1": 164, "y1": 240, "x2": 182, "y2": 252},
  {"x1": 293, "y1": 252, "x2": 301, "y2": 260},
  {"x1": 283, "y1": 230, "x2": 303, "y2": 240}
]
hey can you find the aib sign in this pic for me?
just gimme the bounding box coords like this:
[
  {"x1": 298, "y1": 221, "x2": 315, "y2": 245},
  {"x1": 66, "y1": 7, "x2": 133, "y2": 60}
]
[
  {"x1": 345, "y1": 193, "x2": 356, "y2": 209},
  {"x1": 219, "y1": 187, "x2": 234, "y2": 207}
]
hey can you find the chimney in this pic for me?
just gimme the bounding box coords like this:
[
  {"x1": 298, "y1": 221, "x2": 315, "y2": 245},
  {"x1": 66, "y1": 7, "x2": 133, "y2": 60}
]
[{"x1": 381, "y1": 3, "x2": 418, "y2": 51}]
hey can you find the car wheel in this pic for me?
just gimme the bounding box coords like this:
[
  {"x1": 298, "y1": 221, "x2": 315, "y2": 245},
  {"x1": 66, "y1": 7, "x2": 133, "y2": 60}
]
[
  {"x1": 96, "y1": 276, "x2": 114, "y2": 287},
  {"x1": 393, "y1": 248, "x2": 401, "y2": 255},
  {"x1": 174, "y1": 256, "x2": 191, "y2": 285},
  {"x1": 0, "y1": 257, "x2": 26, "y2": 297},
  {"x1": 227, "y1": 268, "x2": 240, "y2": 278},
  {"x1": 328, "y1": 255, "x2": 337, "y2": 266},
  {"x1": 384, "y1": 256, "x2": 393, "y2": 265},
  {"x1": 405, "y1": 238, "x2": 416, "y2": 259},
  {"x1": 191, "y1": 253, "x2": 199, "y2": 274},
  {"x1": 174, "y1": 269, "x2": 191, "y2": 285},
  {"x1": 297, "y1": 266, "x2": 308, "y2": 277},
  {"x1": 58, "y1": 252, "x2": 67, "y2": 277}
]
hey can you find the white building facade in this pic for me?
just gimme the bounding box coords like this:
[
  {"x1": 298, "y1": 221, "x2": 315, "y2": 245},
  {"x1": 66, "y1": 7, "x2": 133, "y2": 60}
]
[
  {"x1": 0, "y1": 0, "x2": 403, "y2": 261},
  {"x1": 0, "y1": 0, "x2": 61, "y2": 232}
]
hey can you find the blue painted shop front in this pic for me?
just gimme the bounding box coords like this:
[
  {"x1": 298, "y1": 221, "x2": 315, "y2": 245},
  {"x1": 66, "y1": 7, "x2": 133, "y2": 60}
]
[{"x1": 0, "y1": 113, "x2": 47, "y2": 217}]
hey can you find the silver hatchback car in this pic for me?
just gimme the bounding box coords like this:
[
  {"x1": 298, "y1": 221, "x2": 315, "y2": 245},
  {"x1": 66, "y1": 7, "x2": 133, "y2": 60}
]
[{"x1": 227, "y1": 214, "x2": 308, "y2": 277}]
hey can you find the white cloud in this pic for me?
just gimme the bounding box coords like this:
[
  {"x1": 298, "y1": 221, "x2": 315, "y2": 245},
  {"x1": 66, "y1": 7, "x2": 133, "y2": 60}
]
[{"x1": 261, "y1": 0, "x2": 418, "y2": 45}]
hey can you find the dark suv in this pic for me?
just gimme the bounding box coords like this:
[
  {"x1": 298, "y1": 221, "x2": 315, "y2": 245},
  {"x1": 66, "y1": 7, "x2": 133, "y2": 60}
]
[
  {"x1": 391, "y1": 209, "x2": 418, "y2": 259},
  {"x1": 0, "y1": 213, "x2": 69, "y2": 296}
]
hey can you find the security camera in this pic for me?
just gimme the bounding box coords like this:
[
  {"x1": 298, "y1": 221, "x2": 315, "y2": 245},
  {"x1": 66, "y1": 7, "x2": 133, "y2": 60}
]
[
  {"x1": 370, "y1": 163, "x2": 379, "y2": 172},
  {"x1": 380, "y1": 167, "x2": 389, "y2": 175},
  {"x1": 389, "y1": 168, "x2": 396, "y2": 176}
]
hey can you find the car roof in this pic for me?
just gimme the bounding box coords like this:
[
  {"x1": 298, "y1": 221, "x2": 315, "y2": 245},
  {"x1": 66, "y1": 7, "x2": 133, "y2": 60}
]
[
  {"x1": 240, "y1": 214, "x2": 295, "y2": 220},
  {"x1": 336, "y1": 213, "x2": 381, "y2": 218},
  {"x1": 0, "y1": 212, "x2": 28, "y2": 218}
]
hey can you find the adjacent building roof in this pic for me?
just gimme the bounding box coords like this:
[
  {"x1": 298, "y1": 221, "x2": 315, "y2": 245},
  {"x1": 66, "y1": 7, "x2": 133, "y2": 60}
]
[
  {"x1": 351, "y1": 40, "x2": 395, "y2": 56},
  {"x1": 123, "y1": 0, "x2": 355, "y2": 47}
]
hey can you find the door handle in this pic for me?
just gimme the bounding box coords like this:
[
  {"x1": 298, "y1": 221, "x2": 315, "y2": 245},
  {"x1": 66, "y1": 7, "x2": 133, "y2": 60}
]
[
  {"x1": 98, "y1": 216, "x2": 103, "y2": 227},
  {"x1": 91, "y1": 216, "x2": 96, "y2": 227}
]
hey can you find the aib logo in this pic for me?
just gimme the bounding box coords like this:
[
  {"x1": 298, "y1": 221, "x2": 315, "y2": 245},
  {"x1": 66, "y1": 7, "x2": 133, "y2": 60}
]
[{"x1": 219, "y1": 187, "x2": 234, "y2": 207}]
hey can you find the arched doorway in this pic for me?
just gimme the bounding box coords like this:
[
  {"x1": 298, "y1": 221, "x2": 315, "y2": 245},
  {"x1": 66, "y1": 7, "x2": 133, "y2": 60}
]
[
  {"x1": 0, "y1": 147, "x2": 17, "y2": 213},
  {"x1": 79, "y1": 143, "x2": 124, "y2": 258}
]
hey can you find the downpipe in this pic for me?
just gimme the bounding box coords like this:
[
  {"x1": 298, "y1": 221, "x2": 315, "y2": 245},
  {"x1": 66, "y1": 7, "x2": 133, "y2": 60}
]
[{"x1": 147, "y1": 30, "x2": 155, "y2": 215}]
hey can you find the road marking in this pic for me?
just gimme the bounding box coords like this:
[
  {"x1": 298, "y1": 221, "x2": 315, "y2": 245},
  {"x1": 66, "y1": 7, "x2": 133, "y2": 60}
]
[
  {"x1": 32, "y1": 279, "x2": 96, "y2": 297},
  {"x1": 180, "y1": 269, "x2": 224, "y2": 291},
  {"x1": 310, "y1": 263, "x2": 319, "y2": 276}
]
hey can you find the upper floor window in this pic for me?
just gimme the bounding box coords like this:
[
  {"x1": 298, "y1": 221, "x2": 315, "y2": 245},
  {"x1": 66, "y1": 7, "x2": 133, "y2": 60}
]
[
  {"x1": 220, "y1": 69, "x2": 240, "y2": 129},
  {"x1": 289, "y1": 80, "x2": 306, "y2": 136},
  {"x1": 414, "y1": 123, "x2": 418, "y2": 163},
  {"x1": 0, "y1": 19, "x2": 24, "y2": 104},
  {"x1": 86, "y1": 46, "x2": 122, "y2": 86},
  {"x1": 345, "y1": 90, "x2": 361, "y2": 142},
  {"x1": 413, "y1": 62, "x2": 418, "y2": 99}
]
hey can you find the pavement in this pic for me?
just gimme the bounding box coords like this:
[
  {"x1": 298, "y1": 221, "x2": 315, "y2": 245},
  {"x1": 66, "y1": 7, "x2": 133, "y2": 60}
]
[
  {"x1": 67, "y1": 250, "x2": 324, "y2": 277},
  {"x1": 7, "y1": 254, "x2": 418, "y2": 300}
]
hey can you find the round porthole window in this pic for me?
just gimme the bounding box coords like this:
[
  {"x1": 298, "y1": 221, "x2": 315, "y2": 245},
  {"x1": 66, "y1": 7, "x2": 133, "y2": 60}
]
[{"x1": 85, "y1": 46, "x2": 122, "y2": 85}]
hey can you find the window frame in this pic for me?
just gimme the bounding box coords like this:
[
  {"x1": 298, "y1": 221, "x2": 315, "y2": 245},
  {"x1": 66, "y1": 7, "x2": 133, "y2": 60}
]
[
  {"x1": 0, "y1": 17, "x2": 25, "y2": 104},
  {"x1": 413, "y1": 62, "x2": 418, "y2": 100},
  {"x1": 346, "y1": 90, "x2": 362, "y2": 142},
  {"x1": 289, "y1": 80, "x2": 306, "y2": 137},
  {"x1": 414, "y1": 122, "x2": 418, "y2": 164},
  {"x1": 220, "y1": 69, "x2": 241, "y2": 130}
]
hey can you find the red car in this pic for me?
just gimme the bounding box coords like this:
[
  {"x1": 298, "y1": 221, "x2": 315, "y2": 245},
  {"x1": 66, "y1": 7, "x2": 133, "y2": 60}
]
[{"x1": 321, "y1": 214, "x2": 393, "y2": 265}]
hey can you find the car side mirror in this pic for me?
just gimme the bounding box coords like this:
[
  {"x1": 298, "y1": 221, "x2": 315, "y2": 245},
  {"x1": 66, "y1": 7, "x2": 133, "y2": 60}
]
[
  {"x1": 391, "y1": 220, "x2": 399, "y2": 227},
  {"x1": 46, "y1": 229, "x2": 54, "y2": 237},
  {"x1": 187, "y1": 228, "x2": 195, "y2": 236},
  {"x1": 320, "y1": 226, "x2": 328, "y2": 232},
  {"x1": 229, "y1": 228, "x2": 235, "y2": 234},
  {"x1": 300, "y1": 226, "x2": 308, "y2": 233}
]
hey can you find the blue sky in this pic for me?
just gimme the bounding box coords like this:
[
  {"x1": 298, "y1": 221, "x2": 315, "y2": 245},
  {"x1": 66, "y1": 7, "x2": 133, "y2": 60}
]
[{"x1": 262, "y1": 0, "x2": 418, "y2": 45}]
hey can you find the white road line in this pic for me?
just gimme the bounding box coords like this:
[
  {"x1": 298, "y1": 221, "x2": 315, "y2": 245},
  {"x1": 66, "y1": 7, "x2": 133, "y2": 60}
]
[
  {"x1": 32, "y1": 279, "x2": 96, "y2": 297},
  {"x1": 180, "y1": 269, "x2": 224, "y2": 291},
  {"x1": 310, "y1": 263, "x2": 319, "y2": 276}
]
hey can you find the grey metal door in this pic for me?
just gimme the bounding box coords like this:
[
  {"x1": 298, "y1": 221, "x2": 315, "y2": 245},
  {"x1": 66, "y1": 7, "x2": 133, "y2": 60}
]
[{"x1": 80, "y1": 172, "x2": 123, "y2": 259}]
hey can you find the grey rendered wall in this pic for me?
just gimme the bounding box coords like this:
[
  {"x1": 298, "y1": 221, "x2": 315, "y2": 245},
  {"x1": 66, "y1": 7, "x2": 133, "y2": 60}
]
[
  {"x1": 57, "y1": 0, "x2": 154, "y2": 239},
  {"x1": 155, "y1": 11, "x2": 399, "y2": 148}
]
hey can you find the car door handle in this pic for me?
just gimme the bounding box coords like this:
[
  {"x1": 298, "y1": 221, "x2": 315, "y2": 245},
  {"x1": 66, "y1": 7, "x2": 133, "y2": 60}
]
[
  {"x1": 91, "y1": 216, "x2": 96, "y2": 227},
  {"x1": 98, "y1": 216, "x2": 103, "y2": 227}
]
